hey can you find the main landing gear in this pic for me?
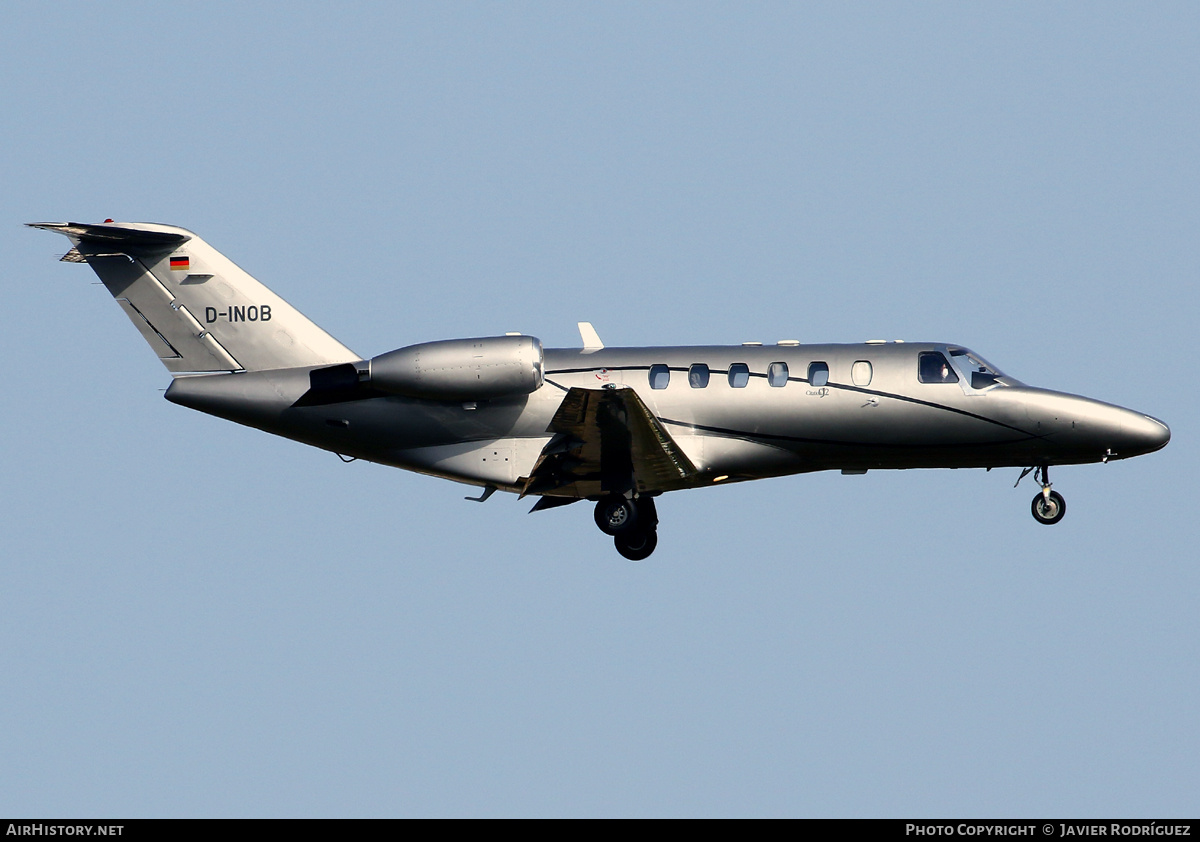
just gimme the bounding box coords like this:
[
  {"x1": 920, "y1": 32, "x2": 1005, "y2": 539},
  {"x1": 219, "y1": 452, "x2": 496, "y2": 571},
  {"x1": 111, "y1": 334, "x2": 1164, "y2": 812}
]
[
  {"x1": 594, "y1": 494, "x2": 659, "y2": 560},
  {"x1": 1023, "y1": 465, "x2": 1066, "y2": 525}
]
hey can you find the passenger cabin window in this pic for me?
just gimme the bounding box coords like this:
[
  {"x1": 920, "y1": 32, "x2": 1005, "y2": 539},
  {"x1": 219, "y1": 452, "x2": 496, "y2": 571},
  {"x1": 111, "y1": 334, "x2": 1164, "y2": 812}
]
[
  {"x1": 728, "y1": 363, "x2": 750, "y2": 388},
  {"x1": 852, "y1": 360, "x2": 872, "y2": 387},
  {"x1": 649, "y1": 364, "x2": 670, "y2": 390},
  {"x1": 689, "y1": 364, "x2": 710, "y2": 388},
  {"x1": 768, "y1": 362, "x2": 788, "y2": 387},
  {"x1": 918, "y1": 352, "x2": 958, "y2": 383},
  {"x1": 808, "y1": 362, "x2": 829, "y2": 387}
]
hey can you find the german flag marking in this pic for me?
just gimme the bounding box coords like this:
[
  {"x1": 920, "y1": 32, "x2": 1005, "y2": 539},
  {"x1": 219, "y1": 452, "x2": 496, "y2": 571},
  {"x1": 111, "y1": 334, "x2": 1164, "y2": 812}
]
[{"x1": 169, "y1": 256, "x2": 189, "y2": 271}]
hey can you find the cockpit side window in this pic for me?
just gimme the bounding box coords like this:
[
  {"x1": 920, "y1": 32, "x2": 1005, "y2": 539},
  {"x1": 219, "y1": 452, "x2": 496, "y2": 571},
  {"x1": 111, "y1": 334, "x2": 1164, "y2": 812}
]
[
  {"x1": 649, "y1": 364, "x2": 670, "y2": 390},
  {"x1": 689, "y1": 364, "x2": 710, "y2": 388},
  {"x1": 808, "y1": 362, "x2": 829, "y2": 387},
  {"x1": 918, "y1": 352, "x2": 958, "y2": 383}
]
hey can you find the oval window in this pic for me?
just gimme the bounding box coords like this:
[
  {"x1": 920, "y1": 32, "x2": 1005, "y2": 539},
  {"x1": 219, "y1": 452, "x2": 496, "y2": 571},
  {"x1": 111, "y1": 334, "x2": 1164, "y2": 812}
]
[
  {"x1": 808, "y1": 362, "x2": 829, "y2": 387},
  {"x1": 768, "y1": 362, "x2": 788, "y2": 387},
  {"x1": 852, "y1": 360, "x2": 872, "y2": 386},
  {"x1": 728, "y1": 363, "x2": 750, "y2": 388},
  {"x1": 688, "y1": 364, "x2": 710, "y2": 388},
  {"x1": 649, "y1": 364, "x2": 670, "y2": 390}
]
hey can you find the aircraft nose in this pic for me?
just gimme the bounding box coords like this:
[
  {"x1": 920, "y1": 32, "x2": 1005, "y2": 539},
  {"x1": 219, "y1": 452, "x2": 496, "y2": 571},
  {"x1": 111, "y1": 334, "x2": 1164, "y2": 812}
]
[
  {"x1": 1121, "y1": 412, "x2": 1171, "y2": 456},
  {"x1": 1026, "y1": 391, "x2": 1171, "y2": 461}
]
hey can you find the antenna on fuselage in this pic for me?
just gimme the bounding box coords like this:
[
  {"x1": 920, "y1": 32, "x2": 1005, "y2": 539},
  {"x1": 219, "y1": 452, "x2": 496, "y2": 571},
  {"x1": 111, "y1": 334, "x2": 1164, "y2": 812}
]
[{"x1": 578, "y1": 322, "x2": 604, "y2": 352}]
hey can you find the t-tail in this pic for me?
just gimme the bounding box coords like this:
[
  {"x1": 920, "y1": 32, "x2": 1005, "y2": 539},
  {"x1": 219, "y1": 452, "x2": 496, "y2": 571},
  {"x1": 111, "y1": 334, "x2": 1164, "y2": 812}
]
[{"x1": 29, "y1": 221, "x2": 359, "y2": 373}]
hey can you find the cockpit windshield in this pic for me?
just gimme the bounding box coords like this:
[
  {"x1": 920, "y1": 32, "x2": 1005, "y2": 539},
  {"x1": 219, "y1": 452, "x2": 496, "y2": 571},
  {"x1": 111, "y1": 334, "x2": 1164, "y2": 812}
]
[{"x1": 948, "y1": 347, "x2": 1007, "y2": 390}]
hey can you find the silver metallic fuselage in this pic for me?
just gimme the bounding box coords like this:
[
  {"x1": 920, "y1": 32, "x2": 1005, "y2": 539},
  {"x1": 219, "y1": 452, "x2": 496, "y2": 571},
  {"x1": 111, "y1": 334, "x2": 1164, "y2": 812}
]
[
  {"x1": 165, "y1": 341, "x2": 1170, "y2": 498},
  {"x1": 31, "y1": 220, "x2": 1170, "y2": 557}
]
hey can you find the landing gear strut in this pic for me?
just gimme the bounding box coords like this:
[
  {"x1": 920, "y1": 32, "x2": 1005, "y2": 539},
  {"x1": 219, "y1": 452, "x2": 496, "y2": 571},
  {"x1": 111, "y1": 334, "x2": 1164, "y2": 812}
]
[
  {"x1": 595, "y1": 495, "x2": 659, "y2": 560},
  {"x1": 1029, "y1": 465, "x2": 1066, "y2": 525}
]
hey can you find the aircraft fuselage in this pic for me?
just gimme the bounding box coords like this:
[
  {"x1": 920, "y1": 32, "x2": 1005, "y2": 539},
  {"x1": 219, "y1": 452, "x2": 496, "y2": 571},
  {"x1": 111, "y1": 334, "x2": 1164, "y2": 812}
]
[{"x1": 165, "y1": 341, "x2": 1169, "y2": 495}]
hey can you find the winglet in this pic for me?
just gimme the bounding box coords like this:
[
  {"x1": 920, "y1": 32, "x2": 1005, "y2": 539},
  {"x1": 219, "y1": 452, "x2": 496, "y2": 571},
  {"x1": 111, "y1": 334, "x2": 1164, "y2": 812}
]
[{"x1": 578, "y1": 321, "x2": 604, "y2": 352}]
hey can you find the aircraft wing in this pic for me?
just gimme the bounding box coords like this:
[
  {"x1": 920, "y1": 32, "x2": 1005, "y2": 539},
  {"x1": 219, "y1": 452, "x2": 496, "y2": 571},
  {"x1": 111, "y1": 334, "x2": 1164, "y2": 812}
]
[{"x1": 521, "y1": 385, "x2": 699, "y2": 499}]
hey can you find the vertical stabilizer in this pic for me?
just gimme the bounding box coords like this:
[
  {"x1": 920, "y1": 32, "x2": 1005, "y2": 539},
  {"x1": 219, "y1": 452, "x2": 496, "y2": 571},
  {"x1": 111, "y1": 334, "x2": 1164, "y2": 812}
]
[{"x1": 30, "y1": 221, "x2": 359, "y2": 373}]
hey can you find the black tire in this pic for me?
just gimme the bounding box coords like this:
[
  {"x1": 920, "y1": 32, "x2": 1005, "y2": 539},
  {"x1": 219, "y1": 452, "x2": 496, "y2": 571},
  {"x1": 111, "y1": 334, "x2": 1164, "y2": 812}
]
[
  {"x1": 1031, "y1": 489, "x2": 1066, "y2": 525},
  {"x1": 615, "y1": 528, "x2": 658, "y2": 561},
  {"x1": 594, "y1": 494, "x2": 638, "y2": 535}
]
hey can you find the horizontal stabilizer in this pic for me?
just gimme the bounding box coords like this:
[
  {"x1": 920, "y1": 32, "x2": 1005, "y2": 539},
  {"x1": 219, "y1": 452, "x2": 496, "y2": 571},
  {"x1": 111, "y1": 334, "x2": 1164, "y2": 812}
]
[{"x1": 28, "y1": 222, "x2": 189, "y2": 250}]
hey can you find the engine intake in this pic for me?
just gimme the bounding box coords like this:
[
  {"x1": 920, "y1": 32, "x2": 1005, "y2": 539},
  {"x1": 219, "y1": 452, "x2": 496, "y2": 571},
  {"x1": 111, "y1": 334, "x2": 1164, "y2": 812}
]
[{"x1": 369, "y1": 335, "x2": 544, "y2": 401}]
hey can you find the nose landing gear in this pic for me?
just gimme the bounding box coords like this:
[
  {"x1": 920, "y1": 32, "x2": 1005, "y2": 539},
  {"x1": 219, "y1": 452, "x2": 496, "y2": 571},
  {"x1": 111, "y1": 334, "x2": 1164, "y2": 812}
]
[
  {"x1": 1032, "y1": 489, "x2": 1066, "y2": 524},
  {"x1": 1027, "y1": 465, "x2": 1066, "y2": 525},
  {"x1": 594, "y1": 495, "x2": 659, "y2": 560}
]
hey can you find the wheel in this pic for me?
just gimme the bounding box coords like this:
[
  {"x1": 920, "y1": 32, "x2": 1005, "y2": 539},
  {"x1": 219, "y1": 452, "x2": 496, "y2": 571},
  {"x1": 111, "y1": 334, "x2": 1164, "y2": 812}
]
[
  {"x1": 1031, "y1": 489, "x2": 1066, "y2": 525},
  {"x1": 594, "y1": 494, "x2": 638, "y2": 535},
  {"x1": 615, "y1": 528, "x2": 658, "y2": 561}
]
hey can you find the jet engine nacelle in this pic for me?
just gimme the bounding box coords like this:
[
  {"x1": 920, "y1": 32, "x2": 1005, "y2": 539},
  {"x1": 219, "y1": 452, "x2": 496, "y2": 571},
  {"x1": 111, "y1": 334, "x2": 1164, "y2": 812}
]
[{"x1": 369, "y1": 335, "x2": 544, "y2": 401}]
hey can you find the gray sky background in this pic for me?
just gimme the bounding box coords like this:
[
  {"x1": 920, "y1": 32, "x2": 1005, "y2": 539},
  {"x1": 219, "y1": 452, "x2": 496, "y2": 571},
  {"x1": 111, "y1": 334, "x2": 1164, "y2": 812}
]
[{"x1": 1, "y1": 2, "x2": 1196, "y2": 817}]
